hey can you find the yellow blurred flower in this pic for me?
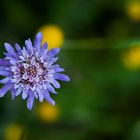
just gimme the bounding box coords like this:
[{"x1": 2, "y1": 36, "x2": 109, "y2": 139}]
[
  {"x1": 39, "y1": 25, "x2": 64, "y2": 49},
  {"x1": 122, "y1": 45, "x2": 140, "y2": 70},
  {"x1": 126, "y1": 1, "x2": 140, "y2": 21},
  {"x1": 37, "y1": 102, "x2": 60, "y2": 123},
  {"x1": 4, "y1": 124, "x2": 23, "y2": 140}
]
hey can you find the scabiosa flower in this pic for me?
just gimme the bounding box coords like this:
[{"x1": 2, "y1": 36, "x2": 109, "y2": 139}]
[{"x1": 0, "y1": 32, "x2": 70, "y2": 110}]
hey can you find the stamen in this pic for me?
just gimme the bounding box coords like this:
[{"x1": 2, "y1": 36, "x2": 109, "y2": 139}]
[{"x1": 12, "y1": 56, "x2": 48, "y2": 88}]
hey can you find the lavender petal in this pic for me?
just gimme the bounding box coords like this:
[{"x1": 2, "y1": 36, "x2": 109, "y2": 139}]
[
  {"x1": 11, "y1": 87, "x2": 16, "y2": 100},
  {"x1": 54, "y1": 67, "x2": 64, "y2": 72},
  {"x1": 0, "y1": 77, "x2": 10, "y2": 84},
  {"x1": 36, "y1": 88, "x2": 44, "y2": 102},
  {"x1": 0, "y1": 67, "x2": 8, "y2": 71},
  {"x1": 22, "y1": 90, "x2": 28, "y2": 100},
  {"x1": 38, "y1": 92, "x2": 44, "y2": 102},
  {"x1": 0, "y1": 70, "x2": 12, "y2": 76},
  {"x1": 47, "y1": 48, "x2": 60, "y2": 58},
  {"x1": 25, "y1": 39, "x2": 33, "y2": 54},
  {"x1": 15, "y1": 88, "x2": 22, "y2": 96},
  {"x1": 4, "y1": 43, "x2": 15, "y2": 53},
  {"x1": 0, "y1": 59, "x2": 10, "y2": 66},
  {"x1": 4, "y1": 43, "x2": 17, "y2": 57},
  {"x1": 54, "y1": 73, "x2": 70, "y2": 81},
  {"x1": 34, "y1": 32, "x2": 42, "y2": 51},
  {"x1": 27, "y1": 90, "x2": 34, "y2": 110},
  {"x1": 15, "y1": 43, "x2": 22, "y2": 53},
  {"x1": 39, "y1": 42, "x2": 48, "y2": 56},
  {"x1": 47, "y1": 83, "x2": 57, "y2": 94},
  {"x1": 0, "y1": 82, "x2": 13, "y2": 97},
  {"x1": 50, "y1": 79, "x2": 60, "y2": 89},
  {"x1": 51, "y1": 64, "x2": 60, "y2": 69},
  {"x1": 43, "y1": 90, "x2": 55, "y2": 105},
  {"x1": 4, "y1": 52, "x2": 17, "y2": 58}
]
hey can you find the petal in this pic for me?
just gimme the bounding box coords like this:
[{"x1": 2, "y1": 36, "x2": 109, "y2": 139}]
[
  {"x1": 15, "y1": 43, "x2": 22, "y2": 53},
  {"x1": 25, "y1": 39, "x2": 33, "y2": 54},
  {"x1": 43, "y1": 90, "x2": 55, "y2": 105},
  {"x1": 42, "y1": 42, "x2": 48, "y2": 49},
  {"x1": 51, "y1": 64, "x2": 60, "y2": 69},
  {"x1": 36, "y1": 88, "x2": 43, "y2": 102},
  {"x1": 4, "y1": 43, "x2": 15, "y2": 54},
  {"x1": 49, "y1": 79, "x2": 60, "y2": 89},
  {"x1": 34, "y1": 32, "x2": 42, "y2": 51},
  {"x1": 38, "y1": 92, "x2": 43, "y2": 102},
  {"x1": 39, "y1": 42, "x2": 48, "y2": 56},
  {"x1": 54, "y1": 73, "x2": 70, "y2": 81},
  {"x1": 11, "y1": 87, "x2": 16, "y2": 100},
  {"x1": 0, "y1": 82, "x2": 13, "y2": 97},
  {"x1": 0, "y1": 77, "x2": 10, "y2": 84},
  {"x1": 0, "y1": 70, "x2": 12, "y2": 76},
  {"x1": 9, "y1": 59, "x2": 17, "y2": 65},
  {"x1": 27, "y1": 90, "x2": 35, "y2": 110},
  {"x1": 4, "y1": 52, "x2": 17, "y2": 59},
  {"x1": 22, "y1": 90, "x2": 28, "y2": 100},
  {"x1": 21, "y1": 47, "x2": 29, "y2": 58},
  {"x1": 4, "y1": 43, "x2": 17, "y2": 58},
  {"x1": 0, "y1": 59, "x2": 10, "y2": 66},
  {"x1": 54, "y1": 67, "x2": 64, "y2": 72},
  {"x1": 47, "y1": 57, "x2": 58, "y2": 67},
  {"x1": 16, "y1": 87, "x2": 22, "y2": 96},
  {"x1": 33, "y1": 91, "x2": 38, "y2": 99},
  {"x1": 47, "y1": 83, "x2": 57, "y2": 94},
  {"x1": 0, "y1": 67, "x2": 8, "y2": 71},
  {"x1": 47, "y1": 48, "x2": 60, "y2": 58}
]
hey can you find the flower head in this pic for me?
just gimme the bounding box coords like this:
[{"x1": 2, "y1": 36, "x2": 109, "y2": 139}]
[{"x1": 0, "y1": 32, "x2": 70, "y2": 110}]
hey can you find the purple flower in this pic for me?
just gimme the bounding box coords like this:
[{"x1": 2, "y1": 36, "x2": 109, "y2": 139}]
[{"x1": 0, "y1": 32, "x2": 70, "y2": 110}]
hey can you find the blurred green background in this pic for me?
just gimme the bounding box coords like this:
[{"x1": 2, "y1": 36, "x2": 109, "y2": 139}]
[{"x1": 1, "y1": 0, "x2": 140, "y2": 140}]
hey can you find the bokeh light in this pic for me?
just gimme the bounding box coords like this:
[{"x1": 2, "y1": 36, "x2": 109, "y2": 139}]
[
  {"x1": 122, "y1": 44, "x2": 140, "y2": 70},
  {"x1": 126, "y1": 1, "x2": 140, "y2": 21},
  {"x1": 37, "y1": 102, "x2": 60, "y2": 123},
  {"x1": 4, "y1": 124, "x2": 23, "y2": 140},
  {"x1": 38, "y1": 25, "x2": 64, "y2": 49}
]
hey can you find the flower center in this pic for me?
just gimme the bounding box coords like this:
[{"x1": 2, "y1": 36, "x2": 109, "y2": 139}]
[
  {"x1": 26, "y1": 66, "x2": 37, "y2": 77},
  {"x1": 11, "y1": 55, "x2": 48, "y2": 89}
]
